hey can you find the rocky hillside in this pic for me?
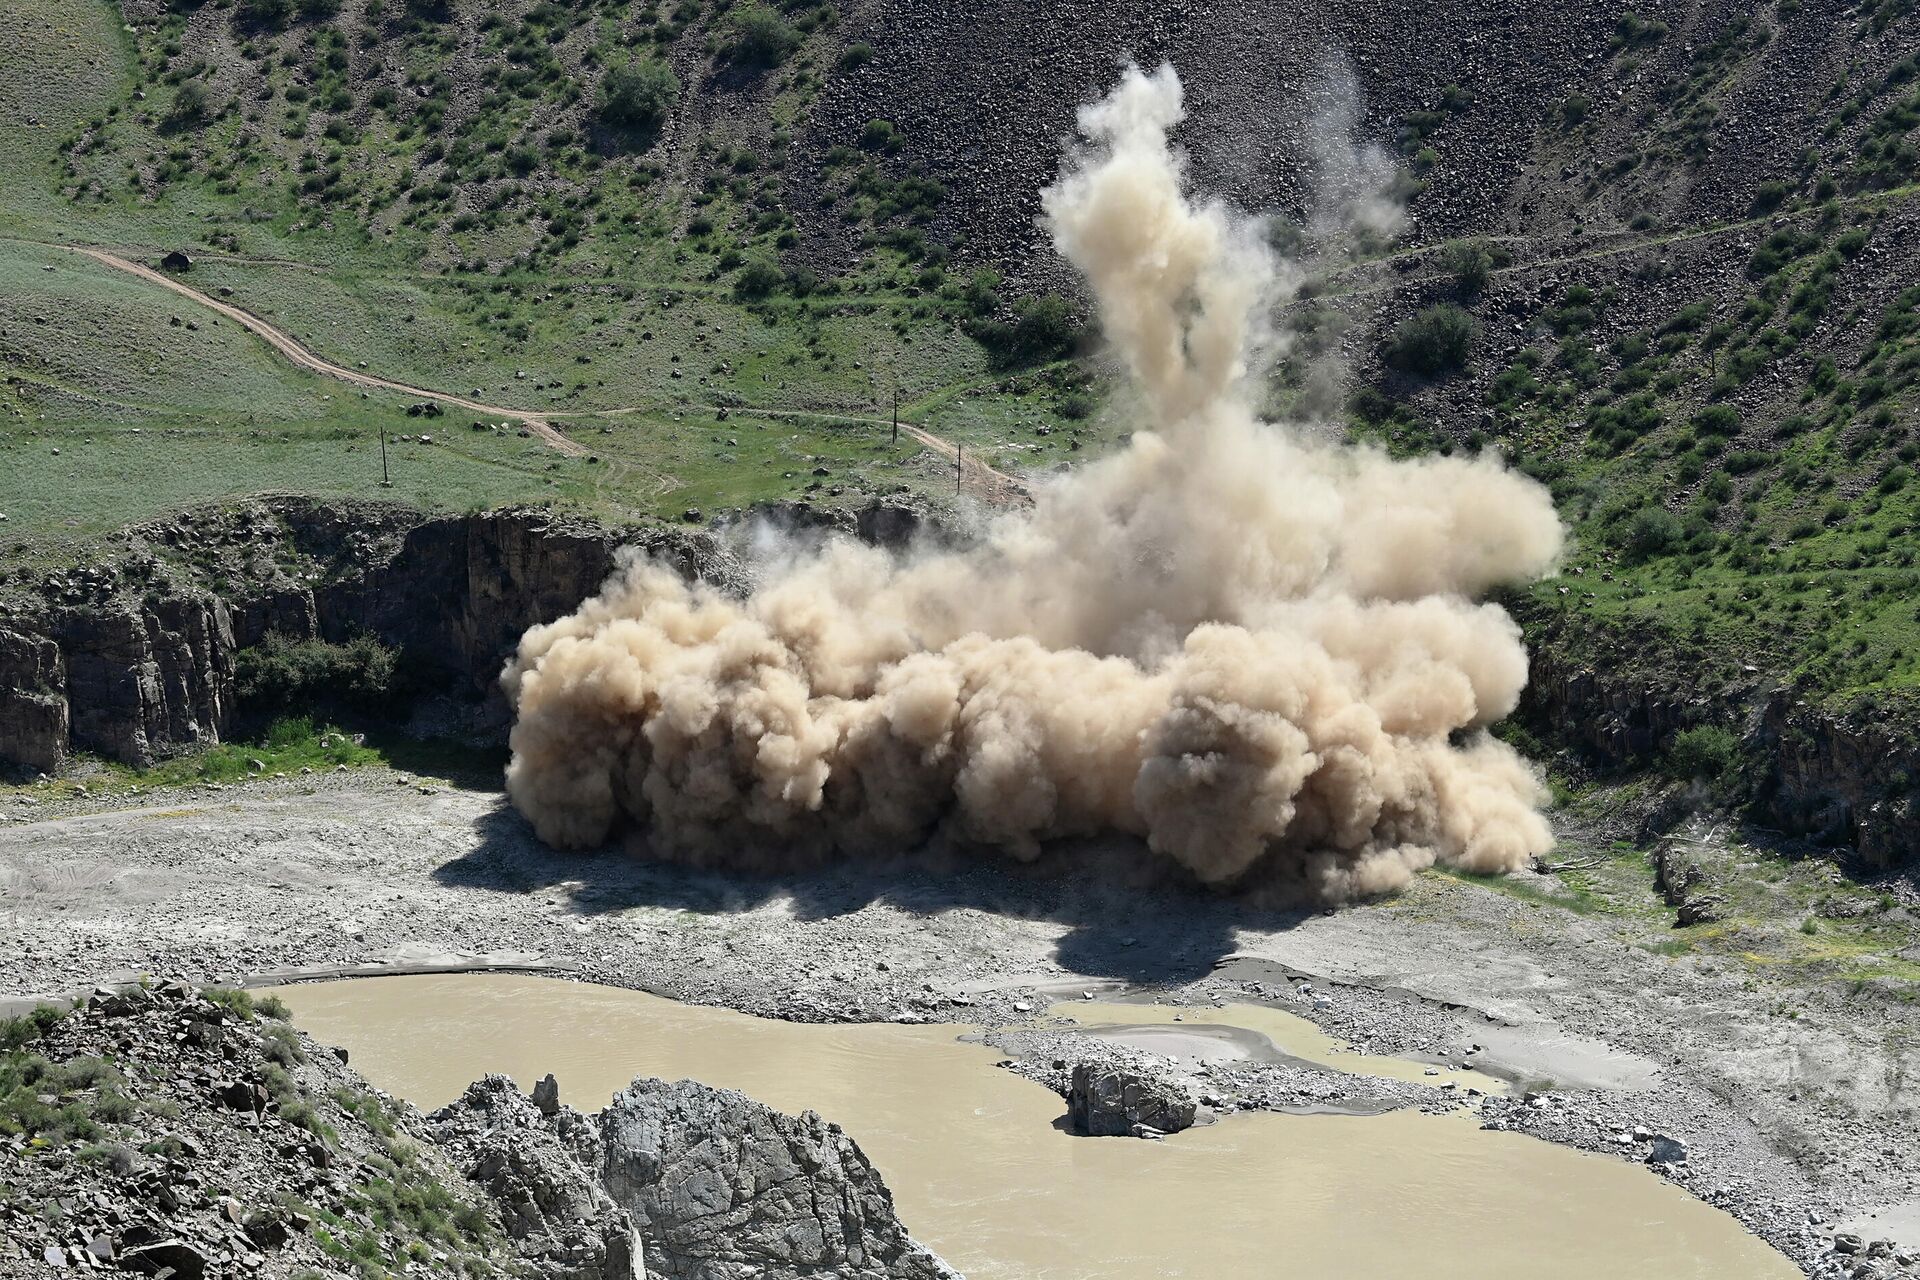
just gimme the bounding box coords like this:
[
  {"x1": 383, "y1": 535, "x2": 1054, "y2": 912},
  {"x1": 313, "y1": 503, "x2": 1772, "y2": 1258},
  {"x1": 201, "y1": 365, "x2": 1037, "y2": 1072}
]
[{"x1": 0, "y1": 981, "x2": 954, "y2": 1280}]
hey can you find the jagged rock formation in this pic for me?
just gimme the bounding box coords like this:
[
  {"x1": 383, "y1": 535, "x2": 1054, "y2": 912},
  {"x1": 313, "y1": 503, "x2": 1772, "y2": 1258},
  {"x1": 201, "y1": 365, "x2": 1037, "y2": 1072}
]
[
  {"x1": 0, "y1": 629, "x2": 67, "y2": 774},
  {"x1": 430, "y1": 1075, "x2": 644, "y2": 1280},
  {"x1": 1066, "y1": 1063, "x2": 1197, "y2": 1138},
  {"x1": 598, "y1": 1077, "x2": 959, "y2": 1280}
]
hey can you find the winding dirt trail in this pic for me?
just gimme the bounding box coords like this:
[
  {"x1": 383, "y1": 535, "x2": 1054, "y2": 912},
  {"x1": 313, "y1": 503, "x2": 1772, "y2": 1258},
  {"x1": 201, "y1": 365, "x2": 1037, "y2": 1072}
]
[
  {"x1": 69, "y1": 245, "x2": 590, "y2": 456},
  {"x1": 67, "y1": 244, "x2": 1033, "y2": 506}
]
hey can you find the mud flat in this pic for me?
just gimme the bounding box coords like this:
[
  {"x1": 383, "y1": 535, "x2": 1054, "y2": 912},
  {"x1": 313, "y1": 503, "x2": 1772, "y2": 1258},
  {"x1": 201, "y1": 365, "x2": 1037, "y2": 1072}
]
[{"x1": 275, "y1": 972, "x2": 1798, "y2": 1280}]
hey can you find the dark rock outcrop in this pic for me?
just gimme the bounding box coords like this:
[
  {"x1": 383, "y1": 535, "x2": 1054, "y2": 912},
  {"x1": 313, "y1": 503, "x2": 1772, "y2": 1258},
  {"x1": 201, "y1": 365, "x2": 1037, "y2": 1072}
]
[
  {"x1": 53, "y1": 594, "x2": 234, "y2": 767},
  {"x1": 1065, "y1": 1063, "x2": 1196, "y2": 1138},
  {"x1": 0, "y1": 628, "x2": 67, "y2": 773},
  {"x1": 0, "y1": 500, "x2": 741, "y2": 770},
  {"x1": 431, "y1": 1076, "x2": 643, "y2": 1280},
  {"x1": 598, "y1": 1077, "x2": 958, "y2": 1280}
]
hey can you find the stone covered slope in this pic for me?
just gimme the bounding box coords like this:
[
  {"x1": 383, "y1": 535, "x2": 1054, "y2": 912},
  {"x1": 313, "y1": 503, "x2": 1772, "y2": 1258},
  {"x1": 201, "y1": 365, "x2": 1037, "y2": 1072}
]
[{"x1": 0, "y1": 982, "x2": 508, "y2": 1279}]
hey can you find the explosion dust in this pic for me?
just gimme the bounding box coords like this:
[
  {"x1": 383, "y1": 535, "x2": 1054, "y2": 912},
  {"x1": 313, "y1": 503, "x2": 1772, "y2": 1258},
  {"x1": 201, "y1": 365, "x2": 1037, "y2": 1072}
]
[{"x1": 501, "y1": 62, "x2": 1565, "y2": 901}]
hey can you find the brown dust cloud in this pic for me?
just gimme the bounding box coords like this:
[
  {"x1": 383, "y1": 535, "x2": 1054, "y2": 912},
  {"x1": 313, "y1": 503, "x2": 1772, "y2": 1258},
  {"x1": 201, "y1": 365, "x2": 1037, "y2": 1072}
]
[{"x1": 501, "y1": 63, "x2": 1566, "y2": 902}]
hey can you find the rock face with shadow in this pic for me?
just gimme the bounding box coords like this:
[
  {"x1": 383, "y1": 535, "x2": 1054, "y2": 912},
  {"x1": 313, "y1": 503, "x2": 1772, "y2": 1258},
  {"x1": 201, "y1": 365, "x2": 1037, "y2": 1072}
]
[
  {"x1": 430, "y1": 1074, "x2": 644, "y2": 1280},
  {"x1": 598, "y1": 1077, "x2": 960, "y2": 1280},
  {"x1": 0, "y1": 494, "x2": 946, "y2": 774}
]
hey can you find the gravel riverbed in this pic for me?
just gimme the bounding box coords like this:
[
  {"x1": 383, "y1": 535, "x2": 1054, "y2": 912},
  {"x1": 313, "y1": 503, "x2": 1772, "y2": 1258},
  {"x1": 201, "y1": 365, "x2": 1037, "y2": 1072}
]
[{"x1": 3, "y1": 770, "x2": 1917, "y2": 1278}]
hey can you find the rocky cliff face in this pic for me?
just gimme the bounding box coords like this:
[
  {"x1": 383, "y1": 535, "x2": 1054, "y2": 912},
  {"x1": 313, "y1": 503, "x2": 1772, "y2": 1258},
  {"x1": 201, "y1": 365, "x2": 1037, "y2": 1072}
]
[
  {"x1": 0, "y1": 499, "x2": 743, "y2": 773},
  {"x1": 1522, "y1": 643, "x2": 1920, "y2": 869},
  {"x1": 599, "y1": 1078, "x2": 959, "y2": 1280}
]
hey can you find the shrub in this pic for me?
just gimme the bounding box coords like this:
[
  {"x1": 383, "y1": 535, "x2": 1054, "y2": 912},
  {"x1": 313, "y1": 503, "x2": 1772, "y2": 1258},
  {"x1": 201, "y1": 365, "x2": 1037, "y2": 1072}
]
[
  {"x1": 1666, "y1": 725, "x2": 1742, "y2": 781},
  {"x1": 598, "y1": 60, "x2": 677, "y2": 133},
  {"x1": 1438, "y1": 238, "x2": 1503, "y2": 297},
  {"x1": 1386, "y1": 304, "x2": 1478, "y2": 376},
  {"x1": 970, "y1": 295, "x2": 1083, "y2": 369},
  {"x1": 1622, "y1": 506, "x2": 1683, "y2": 562},
  {"x1": 837, "y1": 42, "x2": 874, "y2": 71},
  {"x1": 727, "y1": 7, "x2": 800, "y2": 68},
  {"x1": 236, "y1": 633, "x2": 399, "y2": 717},
  {"x1": 235, "y1": 0, "x2": 294, "y2": 27},
  {"x1": 171, "y1": 81, "x2": 210, "y2": 123},
  {"x1": 733, "y1": 258, "x2": 784, "y2": 300}
]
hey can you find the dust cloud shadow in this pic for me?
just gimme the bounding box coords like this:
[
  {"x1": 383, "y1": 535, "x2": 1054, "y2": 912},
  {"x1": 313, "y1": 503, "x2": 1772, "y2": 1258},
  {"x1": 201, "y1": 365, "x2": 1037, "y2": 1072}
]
[{"x1": 433, "y1": 800, "x2": 1315, "y2": 986}]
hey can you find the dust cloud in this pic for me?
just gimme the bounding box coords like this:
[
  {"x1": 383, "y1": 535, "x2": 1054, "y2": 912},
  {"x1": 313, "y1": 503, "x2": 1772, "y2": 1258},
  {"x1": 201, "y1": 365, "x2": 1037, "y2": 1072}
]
[{"x1": 501, "y1": 62, "x2": 1565, "y2": 901}]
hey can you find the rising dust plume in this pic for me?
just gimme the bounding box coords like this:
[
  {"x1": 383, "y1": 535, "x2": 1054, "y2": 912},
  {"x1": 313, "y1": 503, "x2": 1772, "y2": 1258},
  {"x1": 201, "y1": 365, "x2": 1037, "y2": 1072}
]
[{"x1": 501, "y1": 63, "x2": 1565, "y2": 901}]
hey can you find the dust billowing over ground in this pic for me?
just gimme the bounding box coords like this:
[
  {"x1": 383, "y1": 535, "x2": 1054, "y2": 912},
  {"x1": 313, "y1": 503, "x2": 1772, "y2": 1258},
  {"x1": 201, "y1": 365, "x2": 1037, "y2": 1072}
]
[{"x1": 501, "y1": 63, "x2": 1565, "y2": 902}]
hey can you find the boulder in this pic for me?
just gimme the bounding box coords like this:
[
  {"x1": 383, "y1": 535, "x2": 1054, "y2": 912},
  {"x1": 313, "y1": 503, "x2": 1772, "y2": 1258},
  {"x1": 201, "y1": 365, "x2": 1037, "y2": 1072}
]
[
  {"x1": 597, "y1": 1077, "x2": 958, "y2": 1280},
  {"x1": 430, "y1": 1075, "x2": 641, "y2": 1280},
  {"x1": 1066, "y1": 1063, "x2": 1196, "y2": 1138}
]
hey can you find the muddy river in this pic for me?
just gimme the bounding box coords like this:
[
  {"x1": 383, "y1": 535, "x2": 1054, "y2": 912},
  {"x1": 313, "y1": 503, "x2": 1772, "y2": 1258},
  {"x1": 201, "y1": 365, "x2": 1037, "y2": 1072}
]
[{"x1": 277, "y1": 972, "x2": 1797, "y2": 1280}]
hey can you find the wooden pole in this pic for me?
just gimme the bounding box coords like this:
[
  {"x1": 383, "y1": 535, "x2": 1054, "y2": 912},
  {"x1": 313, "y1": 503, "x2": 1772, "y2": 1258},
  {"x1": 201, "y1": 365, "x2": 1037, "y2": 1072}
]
[
  {"x1": 891, "y1": 388, "x2": 899, "y2": 444},
  {"x1": 380, "y1": 425, "x2": 390, "y2": 487},
  {"x1": 955, "y1": 444, "x2": 962, "y2": 495}
]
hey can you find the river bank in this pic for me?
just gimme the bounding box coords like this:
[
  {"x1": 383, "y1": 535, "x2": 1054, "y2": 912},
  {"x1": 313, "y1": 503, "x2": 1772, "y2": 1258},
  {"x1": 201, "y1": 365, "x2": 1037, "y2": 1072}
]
[{"x1": 2, "y1": 769, "x2": 1917, "y2": 1277}]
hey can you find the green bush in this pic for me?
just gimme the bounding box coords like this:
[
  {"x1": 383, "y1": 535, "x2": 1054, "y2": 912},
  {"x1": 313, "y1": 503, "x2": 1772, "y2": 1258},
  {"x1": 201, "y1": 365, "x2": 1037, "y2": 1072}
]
[
  {"x1": 733, "y1": 258, "x2": 784, "y2": 300},
  {"x1": 170, "y1": 81, "x2": 210, "y2": 123},
  {"x1": 1621, "y1": 507, "x2": 1683, "y2": 563},
  {"x1": 598, "y1": 60, "x2": 677, "y2": 134},
  {"x1": 1666, "y1": 725, "x2": 1742, "y2": 781},
  {"x1": 234, "y1": 0, "x2": 294, "y2": 27},
  {"x1": 236, "y1": 633, "x2": 399, "y2": 717},
  {"x1": 1386, "y1": 304, "x2": 1478, "y2": 376},
  {"x1": 727, "y1": 7, "x2": 801, "y2": 68},
  {"x1": 1438, "y1": 238, "x2": 1505, "y2": 297},
  {"x1": 970, "y1": 295, "x2": 1084, "y2": 369}
]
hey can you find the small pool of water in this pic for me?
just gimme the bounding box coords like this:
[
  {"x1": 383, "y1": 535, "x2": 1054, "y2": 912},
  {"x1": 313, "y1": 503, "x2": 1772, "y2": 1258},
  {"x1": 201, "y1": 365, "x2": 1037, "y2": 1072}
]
[
  {"x1": 1049, "y1": 999, "x2": 1509, "y2": 1093},
  {"x1": 275, "y1": 972, "x2": 1796, "y2": 1280}
]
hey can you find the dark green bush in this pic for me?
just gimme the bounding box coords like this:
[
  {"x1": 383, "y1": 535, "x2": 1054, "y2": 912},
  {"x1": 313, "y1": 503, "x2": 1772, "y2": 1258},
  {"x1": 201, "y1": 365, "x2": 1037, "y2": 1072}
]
[
  {"x1": 1437, "y1": 238, "x2": 1505, "y2": 297},
  {"x1": 236, "y1": 633, "x2": 399, "y2": 717},
  {"x1": 598, "y1": 60, "x2": 677, "y2": 133},
  {"x1": 1666, "y1": 725, "x2": 1742, "y2": 781},
  {"x1": 970, "y1": 295, "x2": 1084, "y2": 369},
  {"x1": 1386, "y1": 304, "x2": 1478, "y2": 376},
  {"x1": 1622, "y1": 507, "x2": 1683, "y2": 562},
  {"x1": 727, "y1": 7, "x2": 800, "y2": 68},
  {"x1": 733, "y1": 258, "x2": 784, "y2": 299}
]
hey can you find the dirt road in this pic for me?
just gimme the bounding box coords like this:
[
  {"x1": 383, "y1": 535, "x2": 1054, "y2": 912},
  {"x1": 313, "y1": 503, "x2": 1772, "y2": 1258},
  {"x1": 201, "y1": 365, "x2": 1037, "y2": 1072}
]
[
  {"x1": 66, "y1": 244, "x2": 1033, "y2": 506},
  {"x1": 3, "y1": 772, "x2": 1916, "y2": 1275},
  {"x1": 67, "y1": 245, "x2": 591, "y2": 457}
]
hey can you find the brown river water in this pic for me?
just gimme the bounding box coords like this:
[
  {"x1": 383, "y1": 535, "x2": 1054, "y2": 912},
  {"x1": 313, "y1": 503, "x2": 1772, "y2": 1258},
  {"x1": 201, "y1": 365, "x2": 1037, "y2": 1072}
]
[{"x1": 276, "y1": 972, "x2": 1797, "y2": 1280}]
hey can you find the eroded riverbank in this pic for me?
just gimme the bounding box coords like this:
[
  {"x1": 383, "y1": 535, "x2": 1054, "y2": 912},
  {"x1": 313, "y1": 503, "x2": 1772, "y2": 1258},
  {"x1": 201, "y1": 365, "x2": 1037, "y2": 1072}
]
[{"x1": 2, "y1": 772, "x2": 1916, "y2": 1276}]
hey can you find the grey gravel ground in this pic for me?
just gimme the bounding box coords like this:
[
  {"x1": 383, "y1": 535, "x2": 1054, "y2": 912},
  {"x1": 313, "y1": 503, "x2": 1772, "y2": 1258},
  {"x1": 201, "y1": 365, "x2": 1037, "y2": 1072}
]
[{"x1": 3, "y1": 769, "x2": 1917, "y2": 1278}]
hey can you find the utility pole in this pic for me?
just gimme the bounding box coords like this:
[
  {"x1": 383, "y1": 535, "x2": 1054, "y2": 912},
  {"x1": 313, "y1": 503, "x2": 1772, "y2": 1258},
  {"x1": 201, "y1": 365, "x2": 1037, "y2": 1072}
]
[
  {"x1": 380, "y1": 424, "x2": 390, "y2": 487},
  {"x1": 891, "y1": 387, "x2": 899, "y2": 445},
  {"x1": 955, "y1": 444, "x2": 962, "y2": 495}
]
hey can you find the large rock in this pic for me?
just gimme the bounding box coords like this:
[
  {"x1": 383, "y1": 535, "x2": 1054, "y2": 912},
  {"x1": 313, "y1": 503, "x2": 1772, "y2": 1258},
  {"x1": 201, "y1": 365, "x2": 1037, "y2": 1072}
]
[
  {"x1": 0, "y1": 628, "x2": 68, "y2": 772},
  {"x1": 597, "y1": 1077, "x2": 957, "y2": 1280},
  {"x1": 1066, "y1": 1063, "x2": 1196, "y2": 1138},
  {"x1": 431, "y1": 1075, "x2": 643, "y2": 1280}
]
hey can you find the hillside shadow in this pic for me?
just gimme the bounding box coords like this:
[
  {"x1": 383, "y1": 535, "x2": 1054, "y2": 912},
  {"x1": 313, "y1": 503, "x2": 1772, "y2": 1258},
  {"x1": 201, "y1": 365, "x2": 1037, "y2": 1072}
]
[{"x1": 433, "y1": 801, "x2": 1314, "y2": 986}]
